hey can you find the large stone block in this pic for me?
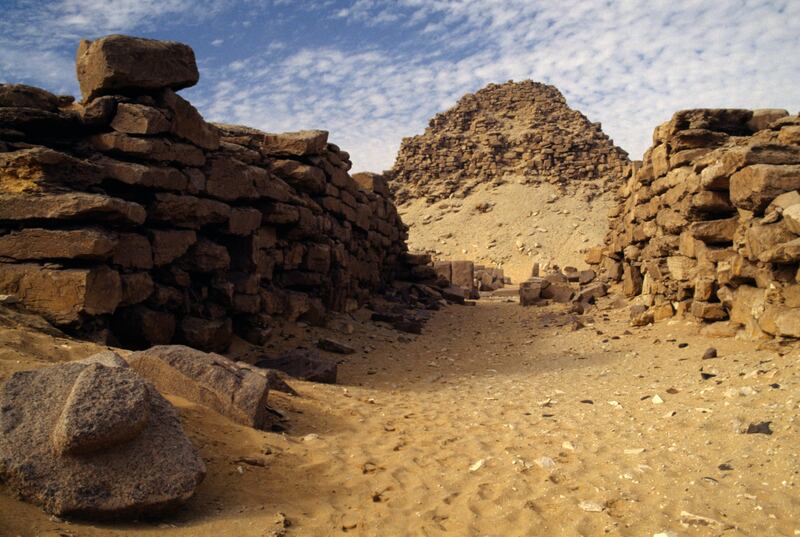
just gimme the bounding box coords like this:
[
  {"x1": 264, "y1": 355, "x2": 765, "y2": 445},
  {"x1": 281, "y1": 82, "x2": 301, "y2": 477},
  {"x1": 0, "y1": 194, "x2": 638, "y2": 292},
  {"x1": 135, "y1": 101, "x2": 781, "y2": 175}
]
[
  {"x1": 262, "y1": 130, "x2": 328, "y2": 156},
  {"x1": 271, "y1": 159, "x2": 326, "y2": 194},
  {"x1": 159, "y1": 89, "x2": 219, "y2": 150},
  {"x1": 688, "y1": 217, "x2": 738, "y2": 244},
  {"x1": 0, "y1": 361, "x2": 205, "y2": 517},
  {"x1": 76, "y1": 35, "x2": 199, "y2": 101},
  {"x1": 0, "y1": 228, "x2": 116, "y2": 261},
  {"x1": 148, "y1": 193, "x2": 230, "y2": 229},
  {"x1": 110, "y1": 103, "x2": 170, "y2": 135},
  {"x1": 0, "y1": 147, "x2": 102, "y2": 193},
  {"x1": 0, "y1": 192, "x2": 146, "y2": 226},
  {"x1": 0, "y1": 265, "x2": 121, "y2": 324},
  {"x1": 730, "y1": 164, "x2": 800, "y2": 214},
  {"x1": 450, "y1": 260, "x2": 475, "y2": 290},
  {"x1": 91, "y1": 132, "x2": 205, "y2": 167},
  {"x1": 178, "y1": 317, "x2": 232, "y2": 353},
  {"x1": 128, "y1": 345, "x2": 269, "y2": 428}
]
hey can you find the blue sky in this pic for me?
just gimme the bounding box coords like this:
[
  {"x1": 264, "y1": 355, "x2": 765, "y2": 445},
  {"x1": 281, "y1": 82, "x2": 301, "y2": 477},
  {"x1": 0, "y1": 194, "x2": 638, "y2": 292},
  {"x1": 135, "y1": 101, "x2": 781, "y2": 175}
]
[{"x1": 1, "y1": 1, "x2": 799, "y2": 172}]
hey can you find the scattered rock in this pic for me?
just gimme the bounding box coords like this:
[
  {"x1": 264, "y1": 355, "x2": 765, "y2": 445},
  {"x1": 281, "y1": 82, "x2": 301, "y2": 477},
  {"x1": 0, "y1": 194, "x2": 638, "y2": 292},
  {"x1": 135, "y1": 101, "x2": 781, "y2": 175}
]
[
  {"x1": 702, "y1": 347, "x2": 718, "y2": 359},
  {"x1": 0, "y1": 361, "x2": 205, "y2": 518},
  {"x1": 127, "y1": 345, "x2": 271, "y2": 429},
  {"x1": 255, "y1": 348, "x2": 338, "y2": 384},
  {"x1": 317, "y1": 337, "x2": 356, "y2": 354}
]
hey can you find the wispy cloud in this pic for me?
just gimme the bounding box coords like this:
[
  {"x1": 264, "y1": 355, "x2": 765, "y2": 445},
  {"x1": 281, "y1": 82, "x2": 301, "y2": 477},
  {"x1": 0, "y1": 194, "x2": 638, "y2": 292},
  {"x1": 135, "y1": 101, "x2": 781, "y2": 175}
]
[{"x1": 1, "y1": 1, "x2": 799, "y2": 172}]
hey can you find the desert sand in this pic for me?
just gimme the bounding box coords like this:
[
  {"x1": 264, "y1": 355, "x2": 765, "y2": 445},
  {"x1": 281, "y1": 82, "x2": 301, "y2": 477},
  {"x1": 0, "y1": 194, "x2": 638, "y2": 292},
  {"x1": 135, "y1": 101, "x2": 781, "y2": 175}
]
[
  {"x1": 400, "y1": 181, "x2": 615, "y2": 283},
  {"x1": 1, "y1": 294, "x2": 797, "y2": 537}
]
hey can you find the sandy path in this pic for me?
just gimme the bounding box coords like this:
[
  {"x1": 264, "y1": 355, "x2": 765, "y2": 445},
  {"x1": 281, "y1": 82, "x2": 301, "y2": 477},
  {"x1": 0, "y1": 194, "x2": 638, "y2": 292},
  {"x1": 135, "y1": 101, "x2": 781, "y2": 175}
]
[{"x1": 1, "y1": 298, "x2": 798, "y2": 536}]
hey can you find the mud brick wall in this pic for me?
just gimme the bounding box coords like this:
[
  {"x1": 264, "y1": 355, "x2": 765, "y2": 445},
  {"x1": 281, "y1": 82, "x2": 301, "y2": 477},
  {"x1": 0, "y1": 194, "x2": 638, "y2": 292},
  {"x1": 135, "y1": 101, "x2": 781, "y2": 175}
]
[
  {"x1": 389, "y1": 80, "x2": 630, "y2": 204},
  {"x1": 0, "y1": 35, "x2": 408, "y2": 352},
  {"x1": 597, "y1": 108, "x2": 800, "y2": 338}
]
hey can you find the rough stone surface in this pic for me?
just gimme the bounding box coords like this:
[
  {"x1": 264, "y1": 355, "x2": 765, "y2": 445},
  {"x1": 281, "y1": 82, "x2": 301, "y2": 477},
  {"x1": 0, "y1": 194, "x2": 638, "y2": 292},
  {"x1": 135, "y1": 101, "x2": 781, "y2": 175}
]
[
  {"x1": 255, "y1": 348, "x2": 338, "y2": 384},
  {"x1": 390, "y1": 80, "x2": 629, "y2": 203},
  {"x1": 0, "y1": 361, "x2": 205, "y2": 518},
  {"x1": 76, "y1": 35, "x2": 199, "y2": 101},
  {"x1": 128, "y1": 345, "x2": 270, "y2": 429}
]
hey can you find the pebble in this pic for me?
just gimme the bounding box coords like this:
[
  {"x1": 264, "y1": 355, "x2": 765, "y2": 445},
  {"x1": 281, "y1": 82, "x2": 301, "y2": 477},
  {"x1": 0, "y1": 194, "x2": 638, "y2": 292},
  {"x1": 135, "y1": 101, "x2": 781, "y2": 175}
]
[
  {"x1": 652, "y1": 394, "x2": 664, "y2": 404},
  {"x1": 469, "y1": 459, "x2": 485, "y2": 472},
  {"x1": 579, "y1": 500, "x2": 604, "y2": 512},
  {"x1": 703, "y1": 347, "x2": 718, "y2": 359},
  {"x1": 535, "y1": 456, "x2": 556, "y2": 469}
]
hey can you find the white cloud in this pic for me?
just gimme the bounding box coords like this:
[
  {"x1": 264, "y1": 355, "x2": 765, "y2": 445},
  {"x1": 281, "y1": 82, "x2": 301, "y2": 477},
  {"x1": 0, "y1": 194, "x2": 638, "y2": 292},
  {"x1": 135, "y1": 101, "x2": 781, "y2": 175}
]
[{"x1": 2, "y1": 0, "x2": 799, "y2": 173}]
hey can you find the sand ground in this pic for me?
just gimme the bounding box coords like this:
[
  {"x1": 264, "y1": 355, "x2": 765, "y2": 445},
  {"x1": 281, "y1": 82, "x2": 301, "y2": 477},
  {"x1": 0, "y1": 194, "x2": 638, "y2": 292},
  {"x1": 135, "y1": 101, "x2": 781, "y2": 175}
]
[
  {"x1": 398, "y1": 181, "x2": 615, "y2": 283},
  {"x1": 1, "y1": 296, "x2": 799, "y2": 537}
]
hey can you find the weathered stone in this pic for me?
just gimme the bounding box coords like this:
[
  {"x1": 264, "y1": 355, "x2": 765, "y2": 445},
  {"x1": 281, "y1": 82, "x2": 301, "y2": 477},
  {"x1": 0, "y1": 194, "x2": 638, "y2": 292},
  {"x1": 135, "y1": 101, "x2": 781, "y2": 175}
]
[
  {"x1": 51, "y1": 364, "x2": 150, "y2": 456},
  {"x1": 110, "y1": 103, "x2": 170, "y2": 134},
  {"x1": 0, "y1": 147, "x2": 103, "y2": 192},
  {"x1": 178, "y1": 316, "x2": 232, "y2": 353},
  {"x1": 262, "y1": 130, "x2": 328, "y2": 156},
  {"x1": 0, "y1": 228, "x2": 116, "y2": 261},
  {"x1": 622, "y1": 264, "x2": 643, "y2": 297},
  {"x1": 149, "y1": 229, "x2": 197, "y2": 266},
  {"x1": 0, "y1": 83, "x2": 59, "y2": 110},
  {"x1": 205, "y1": 156, "x2": 271, "y2": 201},
  {"x1": 113, "y1": 306, "x2": 174, "y2": 347},
  {"x1": 730, "y1": 164, "x2": 800, "y2": 213},
  {"x1": 782, "y1": 203, "x2": 800, "y2": 234},
  {"x1": 112, "y1": 233, "x2": 153, "y2": 269},
  {"x1": 691, "y1": 301, "x2": 727, "y2": 320},
  {"x1": 271, "y1": 159, "x2": 326, "y2": 194},
  {"x1": 0, "y1": 191, "x2": 145, "y2": 226},
  {"x1": 91, "y1": 131, "x2": 205, "y2": 167},
  {"x1": 148, "y1": 193, "x2": 230, "y2": 229},
  {"x1": 0, "y1": 107, "x2": 79, "y2": 138},
  {"x1": 689, "y1": 217, "x2": 738, "y2": 244},
  {"x1": 577, "y1": 281, "x2": 607, "y2": 302},
  {"x1": 228, "y1": 207, "x2": 262, "y2": 236},
  {"x1": 98, "y1": 156, "x2": 188, "y2": 191},
  {"x1": 255, "y1": 348, "x2": 337, "y2": 384},
  {"x1": 119, "y1": 272, "x2": 154, "y2": 306},
  {"x1": 584, "y1": 246, "x2": 604, "y2": 265},
  {"x1": 758, "y1": 237, "x2": 800, "y2": 263},
  {"x1": 744, "y1": 221, "x2": 796, "y2": 260},
  {"x1": 128, "y1": 345, "x2": 269, "y2": 428},
  {"x1": 185, "y1": 239, "x2": 230, "y2": 272},
  {"x1": 541, "y1": 281, "x2": 573, "y2": 302},
  {"x1": 351, "y1": 172, "x2": 390, "y2": 196},
  {"x1": 0, "y1": 265, "x2": 121, "y2": 324},
  {"x1": 0, "y1": 361, "x2": 205, "y2": 517},
  {"x1": 317, "y1": 337, "x2": 355, "y2": 354},
  {"x1": 76, "y1": 35, "x2": 199, "y2": 101},
  {"x1": 160, "y1": 89, "x2": 219, "y2": 150},
  {"x1": 451, "y1": 260, "x2": 475, "y2": 291},
  {"x1": 747, "y1": 109, "x2": 789, "y2": 131}
]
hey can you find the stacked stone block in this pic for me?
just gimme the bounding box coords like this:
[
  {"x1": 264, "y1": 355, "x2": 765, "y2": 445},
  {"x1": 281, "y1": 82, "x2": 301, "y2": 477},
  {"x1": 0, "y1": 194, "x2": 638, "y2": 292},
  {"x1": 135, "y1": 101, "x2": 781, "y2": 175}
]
[
  {"x1": 598, "y1": 108, "x2": 800, "y2": 338},
  {"x1": 389, "y1": 80, "x2": 630, "y2": 204},
  {"x1": 0, "y1": 35, "x2": 408, "y2": 352}
]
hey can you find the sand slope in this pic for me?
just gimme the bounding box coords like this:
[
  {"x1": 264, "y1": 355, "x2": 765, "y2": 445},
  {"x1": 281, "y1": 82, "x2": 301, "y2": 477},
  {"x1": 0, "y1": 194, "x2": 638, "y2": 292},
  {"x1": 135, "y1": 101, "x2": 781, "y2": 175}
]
[
  {"x1": 399, "y1": 180, "x2": 614, "y2": 283},
  {"x1": 1, "y1": 298, "x2": 798, "y2": 536}
]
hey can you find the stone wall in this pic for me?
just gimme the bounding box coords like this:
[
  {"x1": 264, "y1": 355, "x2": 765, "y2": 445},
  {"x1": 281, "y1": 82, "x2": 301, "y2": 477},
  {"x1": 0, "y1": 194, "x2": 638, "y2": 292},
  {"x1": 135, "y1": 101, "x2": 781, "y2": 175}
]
[
  {"x1": 597, "y1": 108, "x2": 800, "y2": 338},
  {"x1": 0, "y1": 35, "x2": 408, "y2": 352},
  {"x1": 389, "y1": 80, "x2": 630, "y2": 204}
]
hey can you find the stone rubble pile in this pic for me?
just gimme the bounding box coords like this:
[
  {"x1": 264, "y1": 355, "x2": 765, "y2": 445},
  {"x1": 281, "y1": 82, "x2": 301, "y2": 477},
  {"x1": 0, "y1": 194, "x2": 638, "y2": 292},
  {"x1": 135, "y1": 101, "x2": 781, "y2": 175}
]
[
  {"x1": 519, "y1": 263, "x2": 606, "y2": 311},
  {"x1": 595, "y1": 108, "x2": 800, "y2": 338},
  {"x1": 389, "y1": 80, "x2": 630, "y2": 204},
  {"x1": 0, "y1": 34, "x2": 410, "y2": 352}
]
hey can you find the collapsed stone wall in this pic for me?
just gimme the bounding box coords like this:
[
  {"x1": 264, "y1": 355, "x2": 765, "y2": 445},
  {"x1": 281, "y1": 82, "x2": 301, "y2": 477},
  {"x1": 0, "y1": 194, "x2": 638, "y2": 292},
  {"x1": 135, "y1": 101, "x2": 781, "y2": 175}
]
[
  {"x1": 596, "y1": 108, "x2": 800, "y2": 338},
  {"x1": 389, "y1": 80, "x2": 630, "y2": 204},
  {"x1": 0, "y1": 35, "x2": 408, "y2": 352}
]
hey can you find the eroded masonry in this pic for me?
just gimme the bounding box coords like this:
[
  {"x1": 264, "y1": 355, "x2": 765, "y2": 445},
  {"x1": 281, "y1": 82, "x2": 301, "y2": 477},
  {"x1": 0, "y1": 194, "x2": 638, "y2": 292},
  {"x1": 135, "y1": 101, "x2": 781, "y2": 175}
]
[
  {"x1": 593, "y1": 109, "x2": 800, "y2": 338},
  {"x1": 0, "y1": 35, "x2": 412, "y2": 352}
]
